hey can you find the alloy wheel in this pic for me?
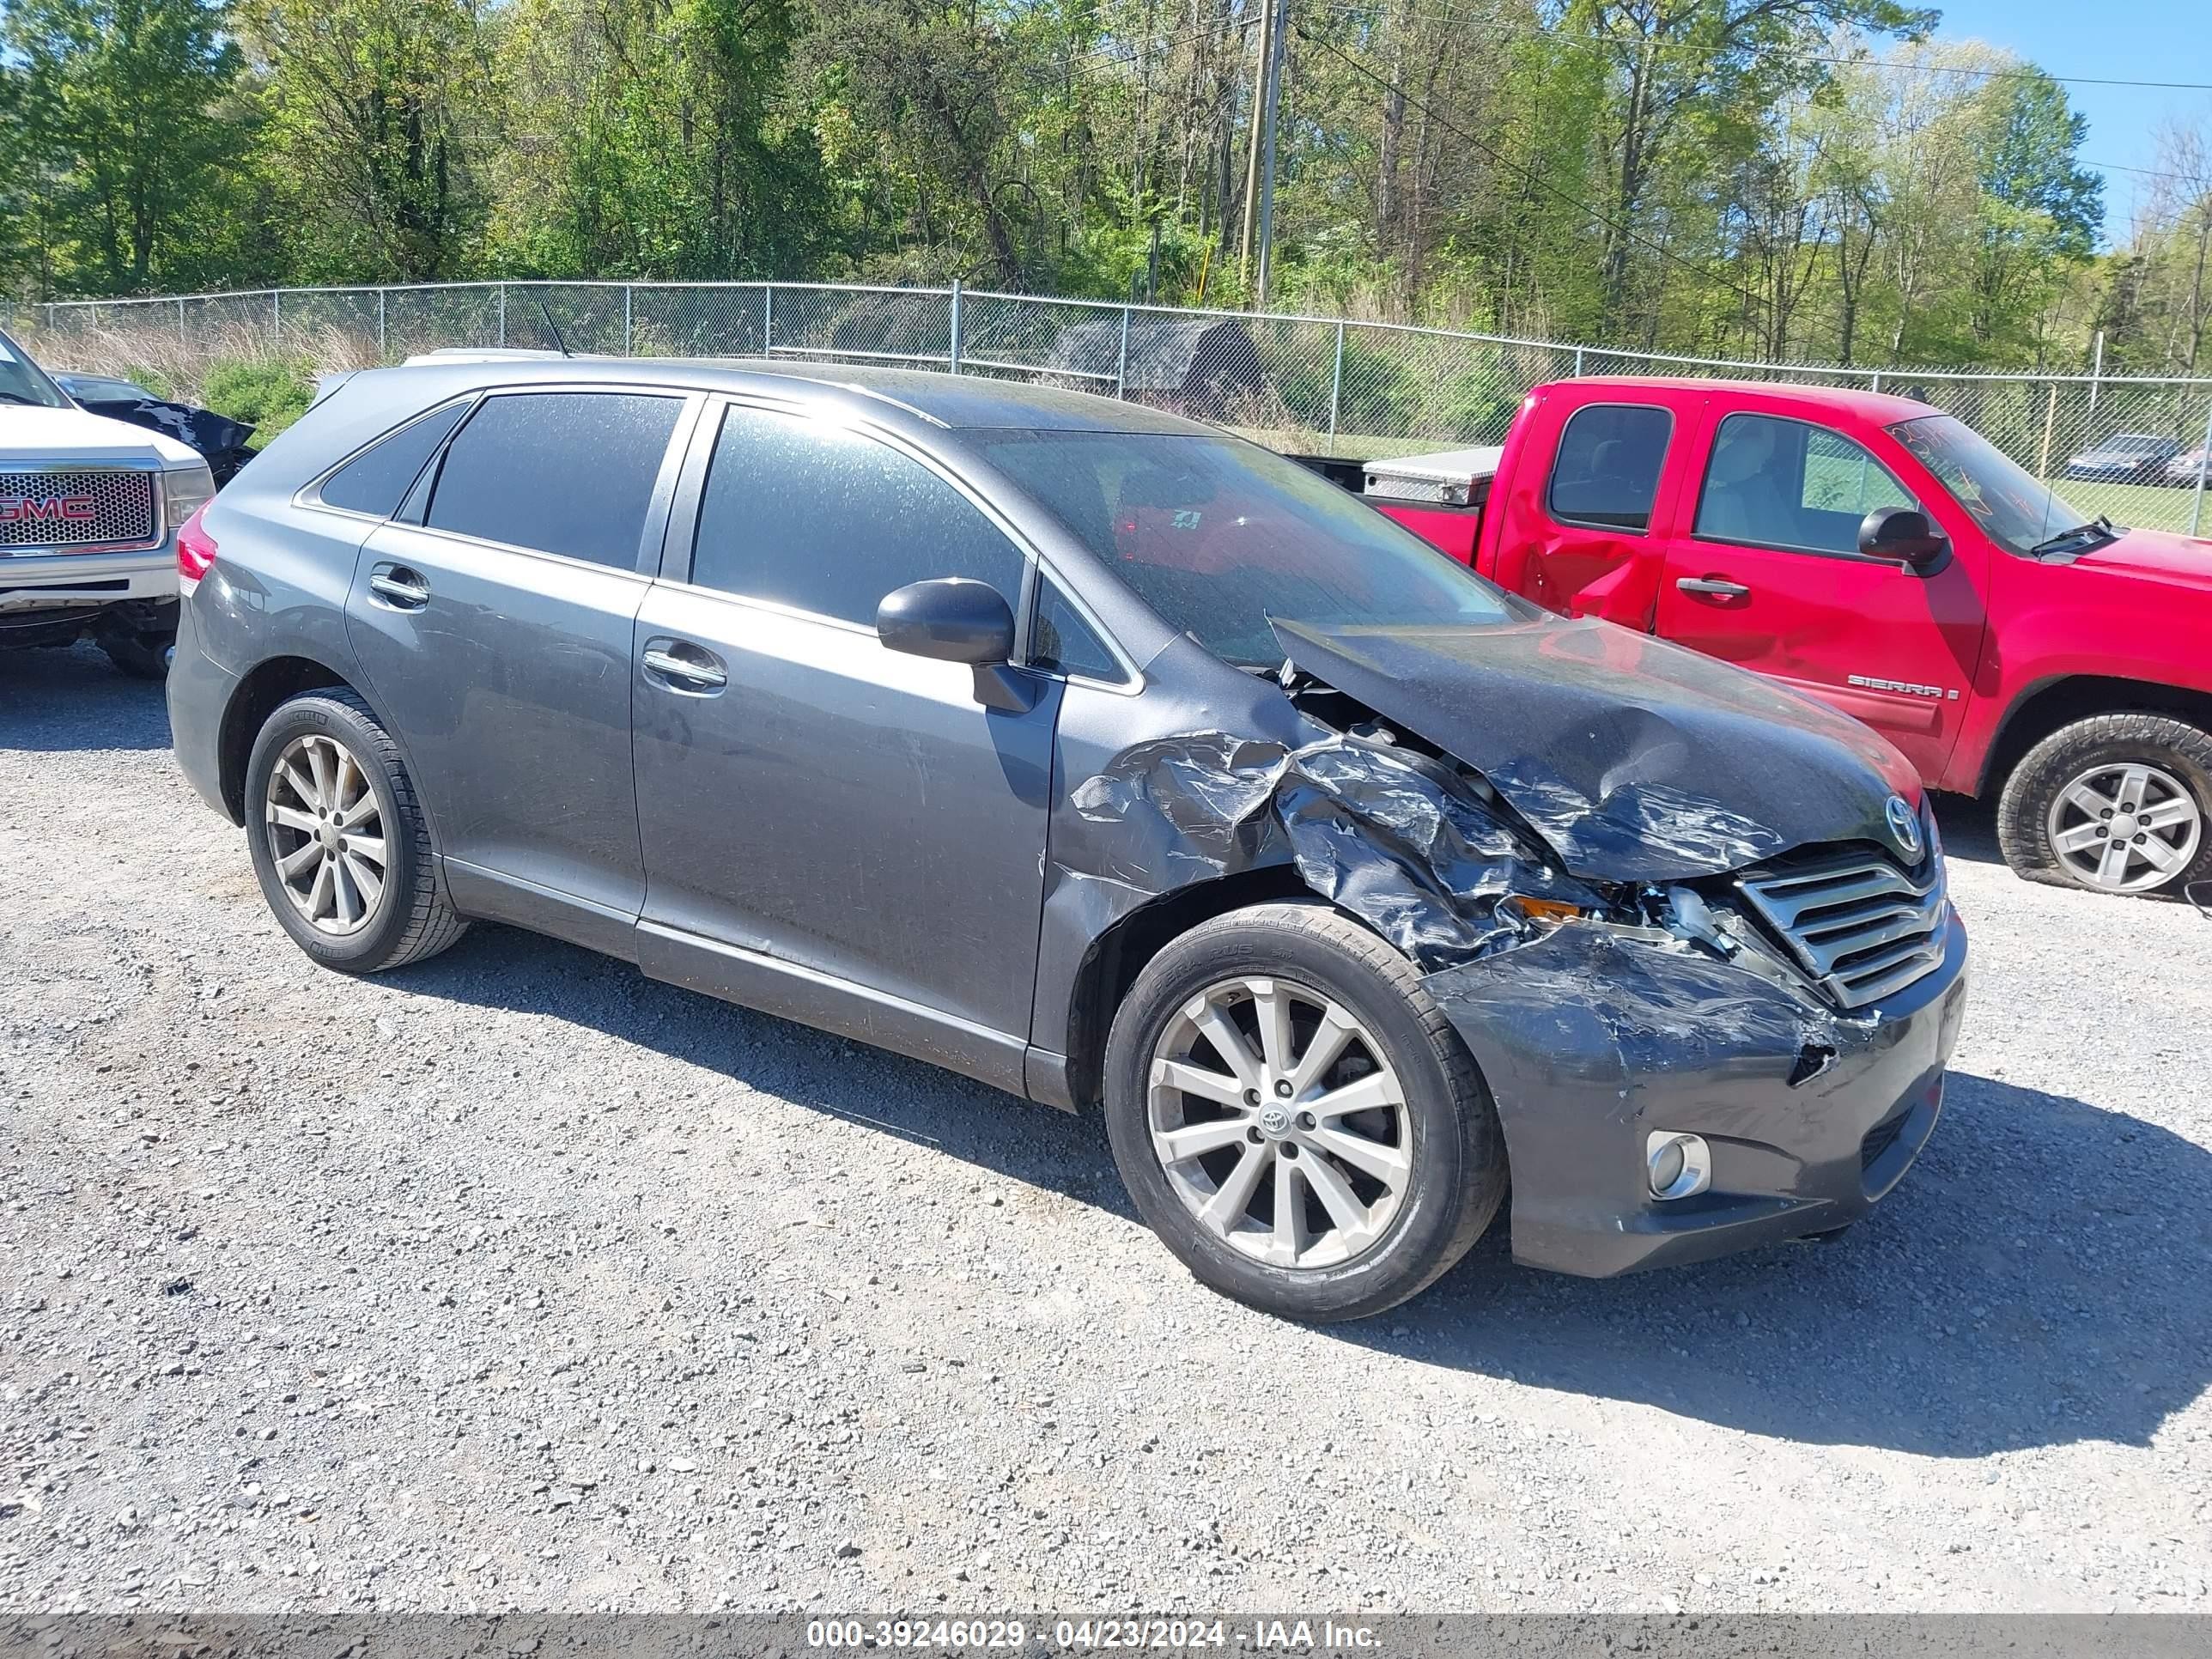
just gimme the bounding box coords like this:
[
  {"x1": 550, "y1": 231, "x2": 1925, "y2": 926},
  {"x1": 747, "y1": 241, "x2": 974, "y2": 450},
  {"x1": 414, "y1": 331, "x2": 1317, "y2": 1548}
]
[
  {"x1": 2045, "y1": 760, "x2": 2204, "y2": 893},
  {"x1": 1146, "y1": 976, "x2": 1413, "y2": 1271},
  {"x1": 263, "y1": 733, "x2": 390, "y2": 935}
]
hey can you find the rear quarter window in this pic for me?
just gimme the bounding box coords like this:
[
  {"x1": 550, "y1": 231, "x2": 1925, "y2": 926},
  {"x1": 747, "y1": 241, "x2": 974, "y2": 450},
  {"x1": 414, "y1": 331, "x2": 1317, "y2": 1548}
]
[{"x1": 317, "y1": 400, "x2": 472, "y2": 519}]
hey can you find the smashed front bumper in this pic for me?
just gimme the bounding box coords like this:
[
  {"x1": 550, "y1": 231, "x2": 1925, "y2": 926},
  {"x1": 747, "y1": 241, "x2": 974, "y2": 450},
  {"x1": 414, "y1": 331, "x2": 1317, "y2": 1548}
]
[{"x1": 1425, "y1": 906, "x2": 1968, "y2": 1277}]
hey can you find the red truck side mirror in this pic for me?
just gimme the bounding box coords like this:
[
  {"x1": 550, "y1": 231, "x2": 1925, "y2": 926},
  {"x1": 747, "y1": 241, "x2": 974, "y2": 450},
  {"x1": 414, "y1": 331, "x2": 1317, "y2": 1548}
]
[{"x1": 1858, "y1": 507, "x2": 1949, "y2": 574}]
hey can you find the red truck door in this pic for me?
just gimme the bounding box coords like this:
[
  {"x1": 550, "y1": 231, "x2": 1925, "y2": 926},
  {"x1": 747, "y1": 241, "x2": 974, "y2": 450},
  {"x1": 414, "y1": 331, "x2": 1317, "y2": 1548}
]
[
  {"x1": 1650, "y1": 407, "x2": 1990, "y2": 782},
  {"x1": 1484, "y1": 392, "x2": 1682, "y2": 629}
]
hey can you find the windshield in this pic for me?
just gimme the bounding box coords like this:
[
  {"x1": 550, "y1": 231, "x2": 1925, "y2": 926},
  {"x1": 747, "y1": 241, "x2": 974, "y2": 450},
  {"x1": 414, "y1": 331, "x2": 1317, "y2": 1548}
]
[
  {"x1": 0, "y1": 329, "x2": 72, "y2": 409},
  {"x1": 1891, "y1": 415, "x2": 2093, "y2": 556},
  {"x1": 977, "y1": 431, "x2": 1519, "y2": 667},
  {"x1": 2103, "y1": 434, "x2": 2169, "y2": 454}
]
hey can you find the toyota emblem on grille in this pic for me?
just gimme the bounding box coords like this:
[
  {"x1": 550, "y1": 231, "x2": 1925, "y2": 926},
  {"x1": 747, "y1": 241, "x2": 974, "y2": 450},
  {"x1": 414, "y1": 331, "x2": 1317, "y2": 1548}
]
[{"x1": 1886, "y1": 796, "x2": 1923, "y2": 861}]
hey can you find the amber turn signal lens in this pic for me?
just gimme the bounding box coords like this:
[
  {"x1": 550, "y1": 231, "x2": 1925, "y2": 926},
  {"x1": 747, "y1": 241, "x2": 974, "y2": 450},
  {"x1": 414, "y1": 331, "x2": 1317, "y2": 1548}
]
[{"x1": 1510, "y1": 896, "x2": 1586, "y2": 926}]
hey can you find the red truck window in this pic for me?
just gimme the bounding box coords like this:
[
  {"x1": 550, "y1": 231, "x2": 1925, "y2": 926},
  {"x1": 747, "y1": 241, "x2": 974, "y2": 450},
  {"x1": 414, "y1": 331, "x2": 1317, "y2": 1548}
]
[
  {"x1": 1546, "y1": 404, "x2": 1672, "y2": 532},
  {"x1": 1693, "y1": 413, "x2": 1919, "y2": 558}
]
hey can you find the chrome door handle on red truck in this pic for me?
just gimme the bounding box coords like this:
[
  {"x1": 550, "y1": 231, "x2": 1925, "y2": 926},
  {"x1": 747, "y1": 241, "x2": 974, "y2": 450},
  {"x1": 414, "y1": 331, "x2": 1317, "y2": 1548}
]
[{"x1": 1676, "y1": 576, "x2": 1751, "y2": 599}]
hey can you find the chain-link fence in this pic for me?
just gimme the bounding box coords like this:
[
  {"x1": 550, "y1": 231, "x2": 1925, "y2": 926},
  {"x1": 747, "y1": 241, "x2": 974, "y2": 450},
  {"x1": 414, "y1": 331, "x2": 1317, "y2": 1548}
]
[{"x1": 27, "y1": 279, "x2": 2212, "y2": 535}]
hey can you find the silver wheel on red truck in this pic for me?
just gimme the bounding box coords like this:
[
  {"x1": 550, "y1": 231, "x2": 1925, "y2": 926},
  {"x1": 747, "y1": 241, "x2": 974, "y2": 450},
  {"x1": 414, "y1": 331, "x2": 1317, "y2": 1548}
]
[
  {"x1": 1102, "y1": 902, "x2": 1506, "y2": 1322},
  {"x1": 1996, "y1": 713, "x2": 2212, "y2": 897}
]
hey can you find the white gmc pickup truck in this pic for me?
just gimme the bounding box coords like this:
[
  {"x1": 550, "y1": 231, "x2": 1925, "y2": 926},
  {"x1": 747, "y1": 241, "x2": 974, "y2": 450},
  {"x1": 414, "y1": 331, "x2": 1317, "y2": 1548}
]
[{"x1": 2, "y1": 324, "x2": 215, "y2": 677}]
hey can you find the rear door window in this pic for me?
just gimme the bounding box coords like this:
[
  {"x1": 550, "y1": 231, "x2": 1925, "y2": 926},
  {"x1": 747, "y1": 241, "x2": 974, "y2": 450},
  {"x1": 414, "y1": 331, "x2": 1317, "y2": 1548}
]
[
  {"x1": 425, "y1": 392, "x2": 684, "y2": 568},
  {"x1": 1546, "y1": 404, "x2": 1672, "y2": 532},
  {"x1": 1695, "y1": 414, "x2": 1919, "y2": 556},
  {"x1": 690, "y1": 404, "x2": 1027, "y2": 624},
  {"x1": 319, "y1": 400, "x2": 472, "y2": 519}
]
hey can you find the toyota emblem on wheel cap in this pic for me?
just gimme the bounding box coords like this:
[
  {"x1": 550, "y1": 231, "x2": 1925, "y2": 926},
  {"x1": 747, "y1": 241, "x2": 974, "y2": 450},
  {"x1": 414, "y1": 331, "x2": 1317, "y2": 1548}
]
[{"x1": 1886, "y1": 795, "x2": 1923, "y2": 861}]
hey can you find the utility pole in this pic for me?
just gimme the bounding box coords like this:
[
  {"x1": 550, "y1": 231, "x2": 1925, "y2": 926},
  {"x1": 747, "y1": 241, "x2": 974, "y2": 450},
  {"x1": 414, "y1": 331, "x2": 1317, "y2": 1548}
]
[
  {"x1": 1235, "y1": 0, "x2": 1274, "y2": 295},
  {"x1": 1254, "y1": 0, "x2": 1290, "y2": 307}
]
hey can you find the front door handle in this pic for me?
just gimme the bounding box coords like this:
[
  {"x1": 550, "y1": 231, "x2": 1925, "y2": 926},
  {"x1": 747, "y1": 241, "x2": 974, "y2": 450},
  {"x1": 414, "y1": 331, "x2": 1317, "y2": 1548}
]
[
  {"x1": 1676, "y1": 575, "x2": 1751, "y2": 599},
  {"x1": 641, "y1": 639, "x2": 728, "y2": 692},
  {"x1": 367, "y1": 563, "x2": 430, "y2": 609}
]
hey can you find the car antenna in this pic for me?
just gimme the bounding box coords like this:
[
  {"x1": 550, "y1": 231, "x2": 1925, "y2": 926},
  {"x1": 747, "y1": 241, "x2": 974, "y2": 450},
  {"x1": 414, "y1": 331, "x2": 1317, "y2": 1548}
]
[{"x1": 538, "y1": 299, "x2": 574, "y2": 359}]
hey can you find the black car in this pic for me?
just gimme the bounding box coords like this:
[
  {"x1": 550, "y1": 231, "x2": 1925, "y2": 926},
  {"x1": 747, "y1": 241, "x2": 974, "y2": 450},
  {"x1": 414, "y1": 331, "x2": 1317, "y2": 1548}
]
[
  {"x1": 2062, "y1": 431, "x2": 2181, "y2": 484},
  {"x1": 166, "y1": 360, "x2": 1969, "y2": 1321}
]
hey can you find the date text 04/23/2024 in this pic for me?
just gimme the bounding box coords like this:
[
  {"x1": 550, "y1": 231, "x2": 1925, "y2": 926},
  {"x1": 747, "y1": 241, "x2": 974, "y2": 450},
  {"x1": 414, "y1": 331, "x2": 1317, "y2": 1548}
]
[{"x1": 804, "y1": 1619, "x2": 1382, "y2": 1650}]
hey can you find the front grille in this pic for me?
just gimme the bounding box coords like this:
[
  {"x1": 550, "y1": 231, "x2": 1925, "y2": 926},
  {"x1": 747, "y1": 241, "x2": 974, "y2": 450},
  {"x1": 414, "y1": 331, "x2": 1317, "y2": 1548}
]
[
  {"x1": 0, "y1": 467, "x2": 160, "y2": 552},
  {"x1": 1735, "y1": 845, "x2": 1947, "y2": 1009},
  {"x1": 1860, "y1": 1110, "x2": 1908, "y2": 1170}
]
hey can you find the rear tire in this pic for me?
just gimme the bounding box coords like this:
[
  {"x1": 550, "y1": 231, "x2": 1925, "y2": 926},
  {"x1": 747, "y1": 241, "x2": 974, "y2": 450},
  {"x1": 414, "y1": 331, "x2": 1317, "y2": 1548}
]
[
  {"x1": 244, "y1": 689, "x2": 468, "y2": 973},
  {"x1": 1102, "y1": 902, "x2": 1506, "y2": 1322},
  {"x1": 1996, "y1": 713, "x2": 2212, "y2": 897},
  {"x1": 100, "y1": 632, "x2": 172, "y2": 680}
]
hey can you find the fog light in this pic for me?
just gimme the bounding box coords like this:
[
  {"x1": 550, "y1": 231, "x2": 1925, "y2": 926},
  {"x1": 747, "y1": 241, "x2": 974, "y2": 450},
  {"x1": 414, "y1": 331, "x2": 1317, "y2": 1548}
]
[{"x1": 1646, "y1": 1131, "x2": 1711, "y2": 1200}]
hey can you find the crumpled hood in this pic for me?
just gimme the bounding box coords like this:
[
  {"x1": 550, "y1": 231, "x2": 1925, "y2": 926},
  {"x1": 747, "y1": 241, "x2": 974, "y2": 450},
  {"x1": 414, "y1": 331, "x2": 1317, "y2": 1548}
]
[{"x1": 1271, "y1": 614, "x2": 1923, "y2": 883}]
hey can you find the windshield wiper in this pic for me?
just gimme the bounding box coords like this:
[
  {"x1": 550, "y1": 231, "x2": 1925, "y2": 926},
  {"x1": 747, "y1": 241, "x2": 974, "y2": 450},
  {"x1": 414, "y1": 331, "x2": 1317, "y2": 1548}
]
[
  {"x1": 0, "y1": 392, "x2": 43, "y2": 405},
  {"x1": 2028, "y1": 514, "x2": 2116, "y2": 556}
]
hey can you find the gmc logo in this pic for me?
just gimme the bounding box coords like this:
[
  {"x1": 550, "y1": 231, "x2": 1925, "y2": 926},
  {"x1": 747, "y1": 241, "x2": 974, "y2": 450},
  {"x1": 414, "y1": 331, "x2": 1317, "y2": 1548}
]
[{"x1": 0, "y1": 495, "x2": 98, "y2": 524}]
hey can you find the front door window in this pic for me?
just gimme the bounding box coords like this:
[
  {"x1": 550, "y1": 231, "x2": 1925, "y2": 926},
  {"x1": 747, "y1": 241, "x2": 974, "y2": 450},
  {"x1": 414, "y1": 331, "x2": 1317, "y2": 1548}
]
[{"x1": 1694, "y1": 413, "x2": 1918, "y2": 557}]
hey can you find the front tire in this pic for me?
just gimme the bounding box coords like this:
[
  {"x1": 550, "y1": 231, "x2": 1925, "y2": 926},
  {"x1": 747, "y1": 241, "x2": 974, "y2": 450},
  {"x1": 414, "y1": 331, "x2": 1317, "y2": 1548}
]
[
  {"x1": 1103, "y1": 902, "x2": 1506, "y2": 1322},
  {"x1": 1996, "y1": 713, "x2": 2212, "y2": 896},
  {"x1": 244, "y1": 689, "x2": 468, "y2": 973}
]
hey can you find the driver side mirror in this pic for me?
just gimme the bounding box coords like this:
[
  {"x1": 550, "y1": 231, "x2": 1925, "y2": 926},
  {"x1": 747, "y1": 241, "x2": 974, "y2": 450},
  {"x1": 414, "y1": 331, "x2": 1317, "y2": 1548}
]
[
  {"x1": 1859, "y1": 506, "x2": 1948, "y2": 574},
  {"x1": 875, "y1": 577, "x2": 1036, "y2": 713}
]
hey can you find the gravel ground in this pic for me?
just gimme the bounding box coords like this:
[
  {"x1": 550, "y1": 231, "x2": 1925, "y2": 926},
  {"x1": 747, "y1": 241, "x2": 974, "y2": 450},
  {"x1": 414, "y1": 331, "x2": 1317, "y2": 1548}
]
[{"x1": 3, "y1": 642, "x2": 2209, "y2": 1617}]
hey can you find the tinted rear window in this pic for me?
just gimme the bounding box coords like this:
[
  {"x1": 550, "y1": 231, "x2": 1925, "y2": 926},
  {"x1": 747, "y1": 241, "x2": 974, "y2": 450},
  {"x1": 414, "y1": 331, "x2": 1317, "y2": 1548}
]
[
  {"x1": 427, "y1": 392, "x2": 683, "y2": 568},
  {"x1": 319, "y1": 401, "x2": 471, "y2": 518},
  {"x1": 1547, "y1": 404, "x2": 1672, "y2": 532}
]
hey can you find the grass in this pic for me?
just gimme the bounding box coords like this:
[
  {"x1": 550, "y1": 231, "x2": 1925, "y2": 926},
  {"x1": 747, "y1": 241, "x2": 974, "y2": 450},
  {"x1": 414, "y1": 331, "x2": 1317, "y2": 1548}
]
[
  {"x1": 200, "y1": 356, "x2": 320, "y2": 447},
  {"x1": 23, "y1": 317, "x2": 379, "y2": 448},
  {"x1": 2045, "y1": 477, "x2": 2209, "y2": 538}
]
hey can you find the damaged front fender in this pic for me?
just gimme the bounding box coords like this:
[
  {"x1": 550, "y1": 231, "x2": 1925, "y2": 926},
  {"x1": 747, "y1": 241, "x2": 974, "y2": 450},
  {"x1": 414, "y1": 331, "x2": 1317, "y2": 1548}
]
[{"x1": 1069, "y1": 728, "x2": 1604, "y2": 969}]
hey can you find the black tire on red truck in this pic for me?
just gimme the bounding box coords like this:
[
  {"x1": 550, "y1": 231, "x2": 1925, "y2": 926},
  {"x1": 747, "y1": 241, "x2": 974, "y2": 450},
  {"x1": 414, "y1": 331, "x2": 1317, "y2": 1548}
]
[{"x1": 1996, "y1": 713, "x2": 2212, "y2": 898}]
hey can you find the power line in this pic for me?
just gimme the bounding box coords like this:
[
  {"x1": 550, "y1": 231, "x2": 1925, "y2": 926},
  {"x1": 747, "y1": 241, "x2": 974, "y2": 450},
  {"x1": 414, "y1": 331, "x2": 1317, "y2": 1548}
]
[
  {"x1": 1067, "y1": 12, "x2": 1255, "y2": 76},
  {"x1": 2088, "y1": 158, "x2": 2211, "y2": 185},
  {"x1": 1316, "y1": 3, "x2": 2212, "y2": 93},
  {"x1": 1295, "y1": 23, "x2": 1769, "y2": 307}
]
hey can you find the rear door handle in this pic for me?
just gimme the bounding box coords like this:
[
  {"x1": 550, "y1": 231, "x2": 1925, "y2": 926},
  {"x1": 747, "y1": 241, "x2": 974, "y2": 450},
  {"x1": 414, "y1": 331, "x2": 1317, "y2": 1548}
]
[
  {"x1": 368, "y1": 563, "x2": 430, "y2": 609},
  {"x1": 1676, "y1": 576, "x2": 1751, "y2": 599},
  {"x1": 641, "y1": 638, "x2": 727, "y2": 692}
]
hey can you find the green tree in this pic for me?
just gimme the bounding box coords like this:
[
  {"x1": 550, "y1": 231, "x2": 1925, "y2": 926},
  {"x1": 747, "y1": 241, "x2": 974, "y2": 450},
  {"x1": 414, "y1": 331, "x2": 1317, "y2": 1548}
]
[
  {"x1": 1553, "y1": 0, "x2": 1935, "y2": 334},
  {"x1": 1966, "y1": 69, "x2": 2100, "y2": 355},
  {"x1": 488, "y1": 0, "x2": 832, "y2": 281},
  {"x1": 239, "y1": 0, "x2": 497, "y2": 281},
  {"x1": 0, "y1": 0, "x2": 241, "y2": 294}
]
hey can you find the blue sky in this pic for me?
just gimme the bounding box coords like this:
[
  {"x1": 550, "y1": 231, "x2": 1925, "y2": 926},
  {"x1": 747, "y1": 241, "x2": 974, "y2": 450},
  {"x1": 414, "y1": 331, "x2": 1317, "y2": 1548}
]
[{"x1": 1932, "y1": 0, "x2": 2211, "y2": 242}]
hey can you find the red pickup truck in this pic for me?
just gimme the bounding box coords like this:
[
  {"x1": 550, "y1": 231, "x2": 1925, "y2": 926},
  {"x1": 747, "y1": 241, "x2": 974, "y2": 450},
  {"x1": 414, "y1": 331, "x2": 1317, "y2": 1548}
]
[{"x1": 1307, "y1": 376, "x2": 2212, "y2": 900}]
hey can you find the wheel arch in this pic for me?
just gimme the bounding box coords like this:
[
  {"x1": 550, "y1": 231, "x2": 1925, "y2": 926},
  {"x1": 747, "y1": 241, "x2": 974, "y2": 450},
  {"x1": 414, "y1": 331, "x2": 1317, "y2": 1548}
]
[
  {"x1": 1059, "y1": 865, "x2": 1353, "y2": 1113},
  {"x1": 1978, "y1": 675, "x2": 2212, "y2": 799},
  {"x1": 217, "y1": 654, "x2": 379, "y2": 823}
]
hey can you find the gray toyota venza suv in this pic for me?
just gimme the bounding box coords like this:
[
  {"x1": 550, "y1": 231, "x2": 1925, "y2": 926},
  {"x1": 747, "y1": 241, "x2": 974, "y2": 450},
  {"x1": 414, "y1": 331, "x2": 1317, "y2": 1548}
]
[{"x1": 168, "y1": 358, "x2": 1969, "y2": 1321}]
